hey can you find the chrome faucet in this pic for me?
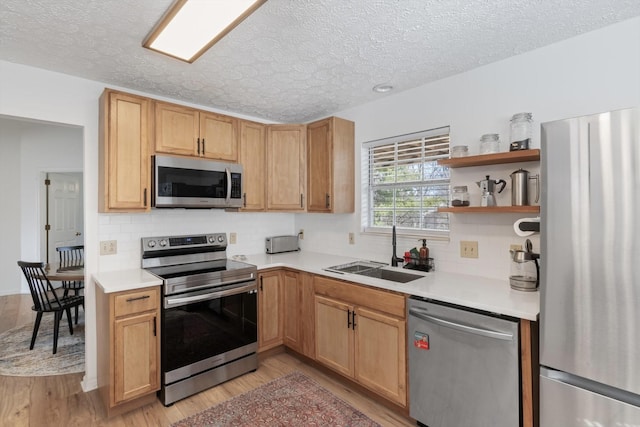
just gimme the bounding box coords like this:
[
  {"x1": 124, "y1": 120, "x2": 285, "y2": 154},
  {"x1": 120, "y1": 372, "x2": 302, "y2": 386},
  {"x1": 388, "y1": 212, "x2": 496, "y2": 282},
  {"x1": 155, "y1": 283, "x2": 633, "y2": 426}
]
[{"x1": 391, "y1": 225, "x2": 404, "y2": 267}]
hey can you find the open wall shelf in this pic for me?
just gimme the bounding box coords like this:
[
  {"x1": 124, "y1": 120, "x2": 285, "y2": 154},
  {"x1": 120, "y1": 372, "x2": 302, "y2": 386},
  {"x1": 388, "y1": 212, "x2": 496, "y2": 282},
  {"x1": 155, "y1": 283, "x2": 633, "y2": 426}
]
[
  {"x1": 438, "y1": 149, "x2": 540, "y2": 168},
  {"x1": 438, "y1": 206, "x2": 540, "y2": 213}
]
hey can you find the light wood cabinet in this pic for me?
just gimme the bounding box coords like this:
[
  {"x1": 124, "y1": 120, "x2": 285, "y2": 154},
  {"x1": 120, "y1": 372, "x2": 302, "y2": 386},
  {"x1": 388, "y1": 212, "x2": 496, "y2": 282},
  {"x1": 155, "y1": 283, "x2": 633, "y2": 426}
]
[
  {"x1": 154, "y1": 101, "x2": 238, "y2": 161},
  {"x1": 266, "y1": 124, "x2": 306, "y2": 211},
  {"x1": 306, "y1": 117, "x2": 355, "y2": 213},
  {"x1": 258, "y1": 270, "x2": 283, "y2": 351},
  {"x1": 283, "y1": 270, "x2": 301, "y2": 351},
  {"x1": 239, "y1": 120, "x2": 266, "y2": 211},
  {"x1": 99, "y1": 89, "x2": 151, "y2": 212},
  {"x1": 282, "y1": 270, "x2": 315, "y2": 358},
  {"x1": 315, "y1": 295, "x2": 354, "y2": 377},
  {"x1": 96, "y1": 286, "x2": 160, "y2": 417},
  {"x1": 314, "y1": 276, "x2": 407, "y2": 407},
  {"x1": 354, "y1": 306, "x2": 406, "y2": 406}
]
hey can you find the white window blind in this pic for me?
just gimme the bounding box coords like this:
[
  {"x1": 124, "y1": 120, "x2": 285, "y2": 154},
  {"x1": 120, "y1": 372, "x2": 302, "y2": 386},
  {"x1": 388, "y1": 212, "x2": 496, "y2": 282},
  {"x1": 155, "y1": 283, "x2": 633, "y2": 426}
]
[{"x1": 361, "y1": 127, "x2": 451, "y2": 238}]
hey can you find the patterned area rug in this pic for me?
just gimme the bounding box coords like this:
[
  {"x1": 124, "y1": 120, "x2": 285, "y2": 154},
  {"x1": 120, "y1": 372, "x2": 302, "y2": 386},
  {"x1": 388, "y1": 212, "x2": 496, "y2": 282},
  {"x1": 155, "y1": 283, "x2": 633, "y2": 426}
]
[
  {"x1": 172, "y1": 371, "x2": 382, "y2": 427},
  {"x1": 0, "y1": 311, "x2": 84, "y2": 376}
]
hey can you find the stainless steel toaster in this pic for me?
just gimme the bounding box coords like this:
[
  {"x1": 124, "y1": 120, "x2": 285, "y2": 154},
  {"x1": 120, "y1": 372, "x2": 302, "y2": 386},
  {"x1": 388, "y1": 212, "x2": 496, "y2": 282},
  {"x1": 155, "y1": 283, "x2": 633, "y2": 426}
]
[{"x1": 265, "y1": 235, "x2": 299, "y2": 254}]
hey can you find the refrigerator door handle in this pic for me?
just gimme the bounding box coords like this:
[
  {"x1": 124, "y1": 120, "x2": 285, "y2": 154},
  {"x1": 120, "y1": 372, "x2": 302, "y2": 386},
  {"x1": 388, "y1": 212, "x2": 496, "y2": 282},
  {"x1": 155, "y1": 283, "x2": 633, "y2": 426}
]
[
  {"x1": 409, "y1": 308, "x2": 514, "y2": 341},
  {"x1": 541, "y1": 367, "x2": 640, "y2": 408}
]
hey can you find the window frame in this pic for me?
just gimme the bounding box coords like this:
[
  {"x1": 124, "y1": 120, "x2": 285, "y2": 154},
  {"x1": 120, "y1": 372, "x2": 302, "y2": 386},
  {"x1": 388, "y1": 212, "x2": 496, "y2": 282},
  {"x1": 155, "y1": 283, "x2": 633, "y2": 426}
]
[{"x1": 361, "y1": 126, "x2": 451, "y2": 241}]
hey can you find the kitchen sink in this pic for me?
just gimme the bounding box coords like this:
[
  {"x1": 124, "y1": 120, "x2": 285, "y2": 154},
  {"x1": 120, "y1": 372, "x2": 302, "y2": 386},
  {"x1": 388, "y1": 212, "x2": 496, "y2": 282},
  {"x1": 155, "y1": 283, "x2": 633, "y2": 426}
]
[
  {"x1": 324, "y1": 260, "x2": 387, "y2": 274},
  {"x1": 324, "y1": 260, "x2": 423, "y2": 283},
  {"x1": 356, "y1": 268, "x2": 423, "y2": 283}
]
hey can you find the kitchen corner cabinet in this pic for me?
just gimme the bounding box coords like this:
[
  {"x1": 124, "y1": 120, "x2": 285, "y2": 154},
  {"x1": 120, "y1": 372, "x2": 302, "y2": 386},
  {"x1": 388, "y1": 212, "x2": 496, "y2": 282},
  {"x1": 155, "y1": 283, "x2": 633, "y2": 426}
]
[
  {"x1": 437, "y1": 149, "x2": 541, "y2": 214},
  {"x1": 282, "y1": 270, "x2": 315, "y2": 358},
  {"x1": 239, "y1": 120, "x2": 266, "y2": 211},
  {"x1": 96, "y1": 286, "x2": 160, "y2": 417},
  {"x1": 314, "y1": 276, "x2": 407, "y2": 407},
  {"x1": 258, "y1": 270, "x2": 283, "y2": 351},
  {"x1": 266, "y1": 124, "x2": 307, "y2": 211},
  {"x1": 306, "y1": 117, "x2": 355, "y2": 213},
  {"x1": 154, "y1": 101, "x2": 238, "y2": 162},
  {"x1": 99, "y1": 89, "x2": 151, "y2": 212}
]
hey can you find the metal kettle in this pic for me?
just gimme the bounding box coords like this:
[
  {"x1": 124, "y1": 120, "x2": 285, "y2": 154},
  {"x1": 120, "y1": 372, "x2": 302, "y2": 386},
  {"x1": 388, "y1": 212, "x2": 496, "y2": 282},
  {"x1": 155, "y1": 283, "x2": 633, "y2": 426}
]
[
  {"x1": 510, "y1": 168, "x2": 540, "y2": 206},
  {"x1": 476, "y1": 175, "x2": 506, "y2": 206}
]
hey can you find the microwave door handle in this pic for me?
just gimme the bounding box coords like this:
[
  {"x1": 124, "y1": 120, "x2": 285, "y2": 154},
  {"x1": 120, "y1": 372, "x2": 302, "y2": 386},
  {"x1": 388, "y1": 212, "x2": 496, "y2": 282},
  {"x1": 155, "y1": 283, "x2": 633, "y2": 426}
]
[{"x1": 225, "y1": 167, "x2": 231, "y2": 205}]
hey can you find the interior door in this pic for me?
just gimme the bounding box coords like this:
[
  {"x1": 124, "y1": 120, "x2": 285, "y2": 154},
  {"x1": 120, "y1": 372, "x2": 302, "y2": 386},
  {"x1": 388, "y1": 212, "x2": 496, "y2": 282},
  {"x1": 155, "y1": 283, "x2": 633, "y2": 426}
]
[{"x1": 47, "y1": 172, "x2": 83, "y2": 263}]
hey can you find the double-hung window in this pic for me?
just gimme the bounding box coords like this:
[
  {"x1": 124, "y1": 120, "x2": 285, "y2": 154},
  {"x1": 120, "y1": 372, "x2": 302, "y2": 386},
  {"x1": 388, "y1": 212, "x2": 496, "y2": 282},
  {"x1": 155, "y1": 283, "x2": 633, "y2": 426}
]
[{"x1": 361, "y1": 126, "x2": 451, "y2": 239}]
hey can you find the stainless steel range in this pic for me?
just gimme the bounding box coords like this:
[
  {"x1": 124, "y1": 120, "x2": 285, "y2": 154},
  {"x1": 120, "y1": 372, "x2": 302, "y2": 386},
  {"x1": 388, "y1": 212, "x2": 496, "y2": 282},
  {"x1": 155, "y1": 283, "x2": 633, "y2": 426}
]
[{"x1": 141, "y1": 233, "x2": 258, "y2": 406}]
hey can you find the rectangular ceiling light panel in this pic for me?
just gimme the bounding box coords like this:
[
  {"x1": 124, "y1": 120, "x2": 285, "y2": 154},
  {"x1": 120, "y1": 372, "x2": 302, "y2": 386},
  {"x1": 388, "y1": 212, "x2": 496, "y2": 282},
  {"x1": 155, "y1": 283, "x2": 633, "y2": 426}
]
[{"x1": 144, "y1": 0, "x2": 266, "y2": 63}]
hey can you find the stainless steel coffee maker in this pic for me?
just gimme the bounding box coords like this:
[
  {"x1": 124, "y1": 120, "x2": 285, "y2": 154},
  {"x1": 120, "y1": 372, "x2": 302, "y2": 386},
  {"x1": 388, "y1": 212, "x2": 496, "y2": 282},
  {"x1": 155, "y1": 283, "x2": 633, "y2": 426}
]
[
  {"x1": 510, "y1": 168, "x2": 540, "y2": 206},
  {"x1": 476, "y1": 175, "x2": 506, "y2": 206}
]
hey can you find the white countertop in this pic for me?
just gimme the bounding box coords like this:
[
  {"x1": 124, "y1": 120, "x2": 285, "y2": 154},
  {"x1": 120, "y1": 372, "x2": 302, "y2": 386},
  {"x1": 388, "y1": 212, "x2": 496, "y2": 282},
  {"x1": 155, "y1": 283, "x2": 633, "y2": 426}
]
[
  {"x1": 93, "y1": 269, "x2": 163, "y2": 293},
  {"x1": 241, "y1": 251, "x2": 540, "y2": 321}
]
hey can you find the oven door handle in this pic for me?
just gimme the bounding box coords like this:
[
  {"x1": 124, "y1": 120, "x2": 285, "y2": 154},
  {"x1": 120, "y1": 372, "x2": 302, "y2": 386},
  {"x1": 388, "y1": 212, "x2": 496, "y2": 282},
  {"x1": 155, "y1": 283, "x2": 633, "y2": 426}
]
[
  {"x1": 225, "y1": 167, "x2": 231, "y2": 205},
  {"x1": 165, "y1": 282, "x2": 256, "y2": 308}
]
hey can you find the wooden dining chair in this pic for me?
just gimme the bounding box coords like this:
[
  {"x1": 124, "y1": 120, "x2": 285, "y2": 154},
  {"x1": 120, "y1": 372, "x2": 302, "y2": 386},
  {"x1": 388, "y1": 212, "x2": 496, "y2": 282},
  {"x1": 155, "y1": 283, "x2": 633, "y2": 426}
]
[
  {"x1": 56, "y1": 245, "x2": 84, "y2": 324},
  {"x1": 17, "y1": 261, "x2": 85, "y2": 354}
]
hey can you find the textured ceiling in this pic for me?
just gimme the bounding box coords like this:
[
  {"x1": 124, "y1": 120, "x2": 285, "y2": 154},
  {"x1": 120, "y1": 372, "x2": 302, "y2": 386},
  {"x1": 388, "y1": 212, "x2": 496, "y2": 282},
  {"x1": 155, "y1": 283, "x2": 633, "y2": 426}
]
[{"x1": 1, "y1": 1, "x2": 639, "y2": 123}]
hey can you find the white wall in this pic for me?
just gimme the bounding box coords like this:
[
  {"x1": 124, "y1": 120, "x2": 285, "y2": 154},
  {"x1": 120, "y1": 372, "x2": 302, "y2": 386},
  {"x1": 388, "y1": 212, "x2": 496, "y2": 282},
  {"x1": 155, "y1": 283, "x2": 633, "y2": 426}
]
[
  {"x1": 0, "y1": 121, "x2": 22, "y2": 295},
  {"x1": 0, "y1": 118, "x2": 83, "y2": 295},
  {"x1": 296, "y1": 16, "x2": 640, "y2": 280}
]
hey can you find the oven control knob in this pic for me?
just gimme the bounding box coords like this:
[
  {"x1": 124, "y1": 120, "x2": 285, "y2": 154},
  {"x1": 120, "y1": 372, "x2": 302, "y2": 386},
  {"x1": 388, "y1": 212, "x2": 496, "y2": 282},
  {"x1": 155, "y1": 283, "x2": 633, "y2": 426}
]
[
  {"x1": 208, "y1": 236, "x2": 215, "y2": 243},
  {"x1": 217, "y1": 235, "x2": 224, "y2": 243},
  {"x1": 159, "y1": 239, "x2": 168, "y2": 247},
  {"x1": 147, "y1": 240, "x2": 156, "y2": 248}
]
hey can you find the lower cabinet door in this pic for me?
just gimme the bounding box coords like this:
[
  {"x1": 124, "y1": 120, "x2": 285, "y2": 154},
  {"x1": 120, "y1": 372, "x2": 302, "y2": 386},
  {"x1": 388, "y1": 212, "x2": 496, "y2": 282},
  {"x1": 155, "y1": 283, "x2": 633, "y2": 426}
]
[
  {"x1": 258, "y1": 271, "x2": 283, "y2": 351},
  {"x1": 315, "y1": 295, "x2": 354, "y2": 377},
  {"x1": 354, "y1": 307, "x2": 407, "y2": 406},
  {"x1": 114, "y1": 312, "x2": 158, "y2": 403}
]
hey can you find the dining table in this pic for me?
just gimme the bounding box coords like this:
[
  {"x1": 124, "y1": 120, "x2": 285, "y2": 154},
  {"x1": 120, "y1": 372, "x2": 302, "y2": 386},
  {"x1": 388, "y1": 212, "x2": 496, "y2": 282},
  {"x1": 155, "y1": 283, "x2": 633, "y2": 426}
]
[{"x1": 43, "y1": 262, "x2": 85, "y2": 282}]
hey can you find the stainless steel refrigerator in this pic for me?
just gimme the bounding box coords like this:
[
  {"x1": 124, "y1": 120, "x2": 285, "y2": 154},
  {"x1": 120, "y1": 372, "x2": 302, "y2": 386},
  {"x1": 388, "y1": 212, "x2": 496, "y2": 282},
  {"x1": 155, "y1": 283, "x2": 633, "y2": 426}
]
[{"x1": 540, "y1": 107, "x2": 640, "y2": 425}]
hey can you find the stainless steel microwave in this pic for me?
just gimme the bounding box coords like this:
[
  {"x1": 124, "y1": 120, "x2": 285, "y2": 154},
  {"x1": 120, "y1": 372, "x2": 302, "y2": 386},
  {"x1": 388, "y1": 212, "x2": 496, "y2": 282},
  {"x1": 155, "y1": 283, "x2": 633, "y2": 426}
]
[{"x1": 152, "y1": 155, "x2": 243, "y2": 209}]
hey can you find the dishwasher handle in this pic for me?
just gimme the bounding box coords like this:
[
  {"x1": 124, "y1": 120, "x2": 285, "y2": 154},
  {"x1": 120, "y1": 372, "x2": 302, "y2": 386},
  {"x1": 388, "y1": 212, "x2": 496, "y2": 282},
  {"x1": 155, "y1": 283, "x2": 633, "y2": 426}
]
[{"x1": 409, "y1": 307, "x2": 514, "y2": 341}]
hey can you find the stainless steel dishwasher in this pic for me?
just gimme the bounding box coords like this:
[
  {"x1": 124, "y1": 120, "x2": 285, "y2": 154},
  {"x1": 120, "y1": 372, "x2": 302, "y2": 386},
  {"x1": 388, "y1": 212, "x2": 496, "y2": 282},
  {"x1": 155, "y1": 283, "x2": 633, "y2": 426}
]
[{"x1": 408, "y1": 296, "x2": 520, "y2": 427}]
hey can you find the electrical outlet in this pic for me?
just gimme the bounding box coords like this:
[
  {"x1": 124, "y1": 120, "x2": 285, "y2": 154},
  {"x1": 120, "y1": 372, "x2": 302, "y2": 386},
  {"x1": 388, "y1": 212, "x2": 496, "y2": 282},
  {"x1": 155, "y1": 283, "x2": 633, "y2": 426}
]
[
  {"x1": 299, "y1": 229, "x2": 304, "y2": 240},
  {"x1": 229, "y1": 232, "x2": 237, "y2": 244},
  {"x1": 349, "y1": 232, "x2": 355, "y2": 245},
  {"x1": 510, "y1": 244, "x2": 523, "y2": 251},
  {"x1": 460, "y1": 241, "x2": 478, "y2": 258},
  {"x1": 100, "y1": 240, "x2": 117, "y2": 255}
]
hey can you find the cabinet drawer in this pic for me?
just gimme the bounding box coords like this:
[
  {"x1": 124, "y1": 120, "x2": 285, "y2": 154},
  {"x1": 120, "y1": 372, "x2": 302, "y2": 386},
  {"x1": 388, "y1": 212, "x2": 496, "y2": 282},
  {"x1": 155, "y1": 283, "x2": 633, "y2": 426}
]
[
  {"x1": 314, "y1": 276, "x2": 405, "y2": 318},
  {"x1": 114, "y1": 288, "x2": 159, "y2": 317}
]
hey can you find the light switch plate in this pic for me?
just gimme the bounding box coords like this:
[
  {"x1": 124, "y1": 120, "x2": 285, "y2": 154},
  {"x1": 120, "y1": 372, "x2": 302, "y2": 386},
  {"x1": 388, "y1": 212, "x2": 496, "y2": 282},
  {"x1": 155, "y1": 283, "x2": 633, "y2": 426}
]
[
  {"x1": 229, "y1": 232, "x2": 237, "y2": 244},
  {"x1": 348, "y1": 232, "x2": 355, "y2": 244},
  {"x1": 460, "y1": 241, "x2": 478, "y2": 258},
  {"x1": 100, "y1": 240, "x2": 117, "y2": 255}
]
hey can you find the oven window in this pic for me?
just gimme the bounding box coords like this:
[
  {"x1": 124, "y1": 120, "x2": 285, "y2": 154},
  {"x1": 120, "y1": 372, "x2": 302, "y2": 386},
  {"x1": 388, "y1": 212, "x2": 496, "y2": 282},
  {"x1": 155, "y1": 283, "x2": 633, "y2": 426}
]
[
  {"x1": 162, "y1": 291, "x2": 257, "y2": 373},
  {"x1": 158, "y1": 166, "x2": 227, "y2": 198}
]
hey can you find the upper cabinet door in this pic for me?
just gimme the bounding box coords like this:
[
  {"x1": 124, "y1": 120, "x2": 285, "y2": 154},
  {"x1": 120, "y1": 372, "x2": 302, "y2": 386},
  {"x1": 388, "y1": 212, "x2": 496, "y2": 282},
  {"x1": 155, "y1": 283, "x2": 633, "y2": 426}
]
[
  {"x1": 99, "y1": 90, "x2": 151, "y2": 212},
  {"x1": 200, "y1": 112, "x2": 238, "y2": 161},
  {"x1": 307, "y1": 117, "x2": 355, "y2": 213},
  {"x1": 266, "y1": 124, "x2": 307, "y2": 211},
  {"x1": 154, "y1": 102, "x2": 199, "y2": 156},
  {"x1": 239, "y1": 120, "x2": 266, "y2": 211},
  {"x1": 307, "y1": 118, "x2": 332, "y2": 212}
]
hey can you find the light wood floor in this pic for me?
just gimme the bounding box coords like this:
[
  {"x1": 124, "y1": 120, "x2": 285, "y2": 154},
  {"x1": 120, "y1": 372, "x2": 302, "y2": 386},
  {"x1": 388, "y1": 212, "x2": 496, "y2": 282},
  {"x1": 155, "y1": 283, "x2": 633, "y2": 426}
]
[{"x1": 0, "y1": 294, "x2": 414, "y2": 427}]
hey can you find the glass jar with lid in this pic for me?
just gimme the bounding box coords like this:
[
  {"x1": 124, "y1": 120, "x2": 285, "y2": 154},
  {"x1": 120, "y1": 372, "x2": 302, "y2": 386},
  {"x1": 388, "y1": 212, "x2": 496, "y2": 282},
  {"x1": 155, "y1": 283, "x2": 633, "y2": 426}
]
[
  {"x1": 510, "y1": 112, "x2": 533, "y2": 151},
  {"x1": 451, "y1": 186, "x2": 469, "y2": 207},
  {"x1": 451, "y1": 145, "x2": 468, "y2": 158},
  {"x1": 480, "y1": 133, "x2": 500, "y2": 154}
]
